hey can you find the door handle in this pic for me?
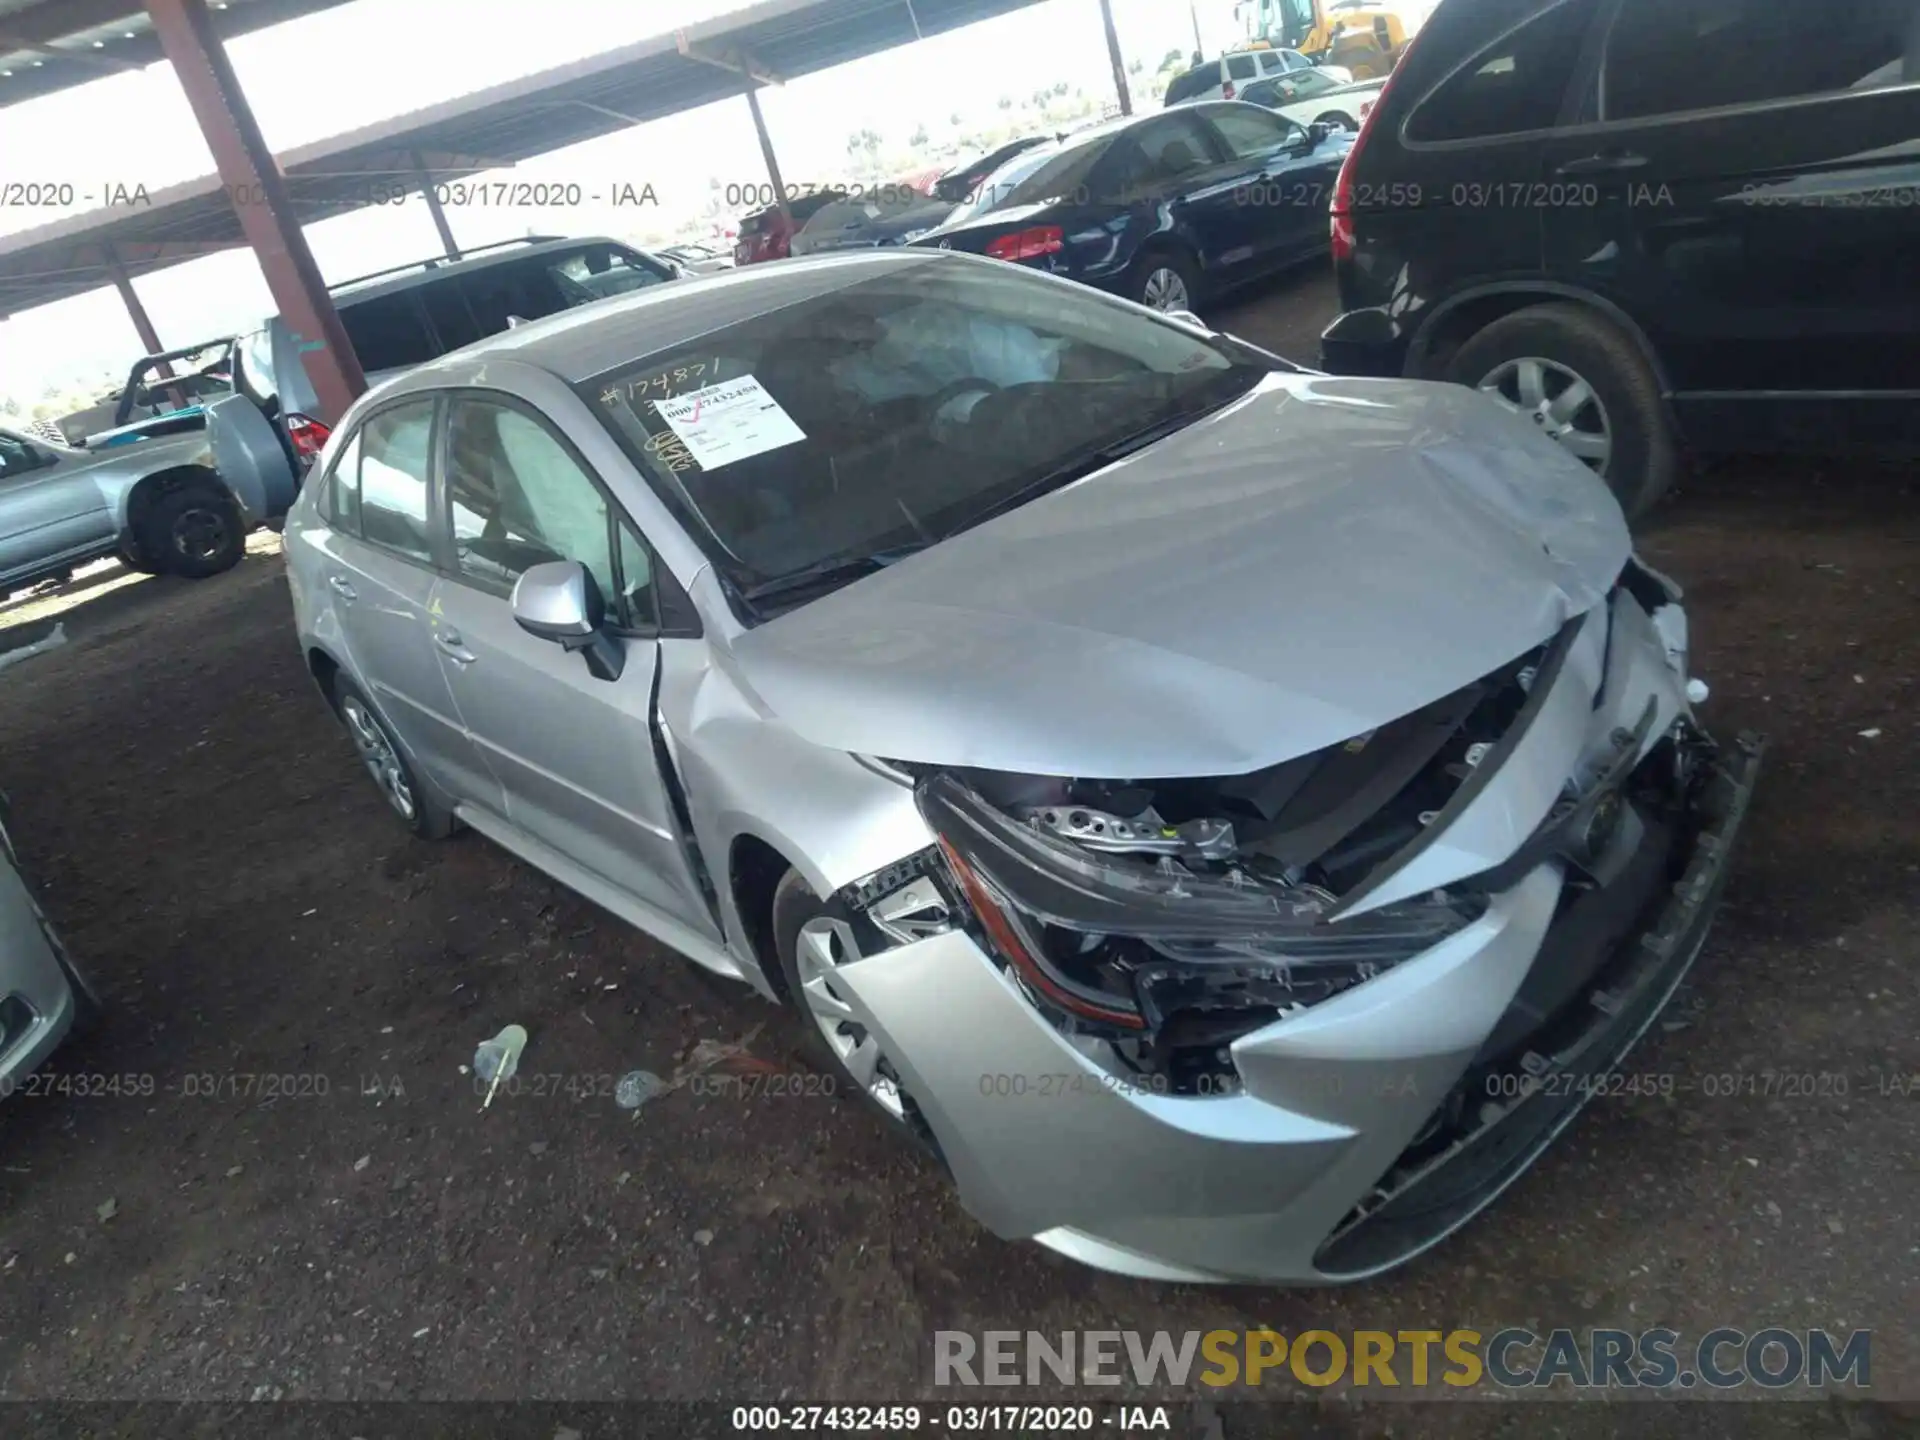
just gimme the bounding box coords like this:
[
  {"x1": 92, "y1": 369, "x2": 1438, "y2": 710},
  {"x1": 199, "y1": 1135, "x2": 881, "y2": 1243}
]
[
  {"x1": 1553, "y1": 151, "x2": 1649, "y2": 177},
  {"x1": 327, "y1": 575, "x2": 356, "y2": 601},
  {"x1": 435, "y1": 630, "x2": 477, "y2": 666}
]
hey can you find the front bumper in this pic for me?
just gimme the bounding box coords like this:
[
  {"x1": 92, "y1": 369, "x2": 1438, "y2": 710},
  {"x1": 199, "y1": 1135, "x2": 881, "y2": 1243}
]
[
  {"x1": 0, "y1": 851, "x2": 79, "y2": 1096},
  {"x1": 832, "y1": 588, "x2": 1761, "y2": 1285}
]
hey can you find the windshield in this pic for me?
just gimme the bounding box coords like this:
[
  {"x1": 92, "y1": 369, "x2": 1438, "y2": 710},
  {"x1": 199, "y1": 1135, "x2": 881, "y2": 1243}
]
[
  {"x1": 945, "y1": 133, "x2": 1109, "y2": 220},
  {"x1": 583, "y1": 259, "x2": 1268, "y2": 613}
]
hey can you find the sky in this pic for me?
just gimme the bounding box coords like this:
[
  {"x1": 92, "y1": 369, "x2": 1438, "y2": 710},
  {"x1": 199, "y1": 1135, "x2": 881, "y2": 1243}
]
[{"x1": 0, "y1": 0, "x2": 1436, "y2": 409}]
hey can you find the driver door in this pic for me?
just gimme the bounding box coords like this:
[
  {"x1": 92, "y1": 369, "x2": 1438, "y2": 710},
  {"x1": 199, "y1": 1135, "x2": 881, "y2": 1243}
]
[
  {"x1": 425, "y1": 392, "x2": 721, "y2": 939},
  {"x1": 0, "y1": 432, "x2": 107, "y2": 582}
]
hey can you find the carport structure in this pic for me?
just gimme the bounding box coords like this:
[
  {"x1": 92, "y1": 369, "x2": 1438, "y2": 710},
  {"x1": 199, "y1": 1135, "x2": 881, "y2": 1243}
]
[{"x1": 0, "y1": 0, "x2": 1077, "y2": 423}]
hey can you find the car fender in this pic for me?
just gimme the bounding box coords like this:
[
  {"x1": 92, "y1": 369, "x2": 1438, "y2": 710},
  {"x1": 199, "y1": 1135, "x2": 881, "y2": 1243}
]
[
  {"x1": 204, "y1": 392, "x2": 299, "y2": 525},
  {"x1": 1408, "y1": 279, "x2": 1678, "y2": 404}
]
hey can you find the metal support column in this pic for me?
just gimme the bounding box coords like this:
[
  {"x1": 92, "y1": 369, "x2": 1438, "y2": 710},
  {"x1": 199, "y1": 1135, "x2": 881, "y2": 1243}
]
[
  {"x1": 412, "y1": 149, "x2": 460, "y2": 260},
  {"x1": 742, "y1": 82, "x2": 792, "y2": 226},
  {"x1": 144, "y1": 0, "x2": 365, "y2": 425},
  {"x1": 1099, "y1": 0, "x2": 1133, "y2": 116},
  {"x1": 106, "y1": 248, "x2": 187, "y2": 410}
]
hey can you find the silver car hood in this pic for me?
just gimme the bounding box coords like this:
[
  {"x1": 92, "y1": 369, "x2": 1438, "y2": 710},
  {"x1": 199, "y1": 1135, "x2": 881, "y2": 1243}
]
[{"x1": 727, "y1": 373, "x2": 1631, "y2": 779}]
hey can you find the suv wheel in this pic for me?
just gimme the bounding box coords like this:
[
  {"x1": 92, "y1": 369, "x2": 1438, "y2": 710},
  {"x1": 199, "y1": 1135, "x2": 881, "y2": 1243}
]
[
  {"x1": 140, "y1": 484, "x2": 245, "y2": 579},
  {"x1": 1446, "y1": 304, "x2": 1677, "y2": 520},
  {"x1": 771, "y1": 868, "x2": 940, "y2": 1156},
  {"x1": 331, "y1": 678, "x2": 456, "y2": 840}
]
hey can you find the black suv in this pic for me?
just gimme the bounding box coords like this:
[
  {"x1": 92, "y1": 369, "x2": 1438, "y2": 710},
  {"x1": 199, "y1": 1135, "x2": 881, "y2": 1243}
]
[{"x1": 1319, "y1": 0, "x2": 1920, "y2": 517}]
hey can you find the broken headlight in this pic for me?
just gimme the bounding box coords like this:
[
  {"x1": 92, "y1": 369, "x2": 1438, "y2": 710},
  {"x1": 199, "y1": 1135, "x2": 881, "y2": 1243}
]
[{"x1": 914, "y1": 771, "x2": 1485, "y2": 1047}]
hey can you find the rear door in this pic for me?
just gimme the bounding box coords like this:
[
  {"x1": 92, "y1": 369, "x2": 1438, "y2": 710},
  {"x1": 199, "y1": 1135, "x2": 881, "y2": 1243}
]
[
  {"x1": 318, "y1": 397, "x2": 501, "y2": 810},
  {"x1": 1193, "y1": 102, "x2": 1343, "y2": 266},
  {"x1": 1541, "y1": 0, "x2": 1920, "y2": 447},
  {"x1": 424, "y1": 392, "x2": 721, "y2": 938},
  {"x1": 0, "y1": 432, "x2": 107, "y2": 581},
  {"x1": 1100, "y1": 111, "x2": 1251, "y2": 281}
]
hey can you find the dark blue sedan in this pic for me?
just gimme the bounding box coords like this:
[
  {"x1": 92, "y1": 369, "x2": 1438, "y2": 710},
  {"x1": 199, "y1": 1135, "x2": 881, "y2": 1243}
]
[{"x1": 911, "y1": 103, "x2": 1353, "y2": 313}]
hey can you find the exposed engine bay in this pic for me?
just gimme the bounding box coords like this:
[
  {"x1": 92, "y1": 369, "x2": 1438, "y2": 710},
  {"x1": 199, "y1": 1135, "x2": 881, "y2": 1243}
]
[{"x1": 857, "y1": 577, "x2": 1718, "y2": 1099}]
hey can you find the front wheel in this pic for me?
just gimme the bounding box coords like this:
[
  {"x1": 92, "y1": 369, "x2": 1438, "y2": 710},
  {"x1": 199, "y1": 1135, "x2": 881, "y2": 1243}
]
[
  {"x1": 1314, "y1": 111, "x2": 1358, "y2": 131},
  {"x1": 772, "y1": 868, "x2": 938, "y2": 1154}
]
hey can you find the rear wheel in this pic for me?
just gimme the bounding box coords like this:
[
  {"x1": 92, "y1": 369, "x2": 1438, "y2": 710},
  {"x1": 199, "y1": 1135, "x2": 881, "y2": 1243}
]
[
  {"x1": 1446, "y1": 303, "x2": 1677, "y2": 520},
  {"x1": 1126, "y1": 249, "x2": 1199, "y2": 314},
  {"x1": 139, "y1": 484, "x2": 245, "y2": 579},
  {"x1": 1314, "y1": 110, "x2": 1358, "y2": 131},
  {"x1": 330, "y1": 677, "x2": 456, "y2": 840}
]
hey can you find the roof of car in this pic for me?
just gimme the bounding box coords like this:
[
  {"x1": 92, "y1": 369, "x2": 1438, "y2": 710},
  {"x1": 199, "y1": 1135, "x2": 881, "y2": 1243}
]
[
  {"x1": 377, "y1": 247, "x2": 952, "y2": 388},
  {"x1": 327, "y1": 235, "x2": 643, "y2": 308}
]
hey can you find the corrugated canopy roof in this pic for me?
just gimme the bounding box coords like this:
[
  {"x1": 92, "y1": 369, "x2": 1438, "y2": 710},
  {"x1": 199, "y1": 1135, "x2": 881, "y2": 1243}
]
[{"x1": 0, "y1": 0, "x2": 1046, "y2": 317}]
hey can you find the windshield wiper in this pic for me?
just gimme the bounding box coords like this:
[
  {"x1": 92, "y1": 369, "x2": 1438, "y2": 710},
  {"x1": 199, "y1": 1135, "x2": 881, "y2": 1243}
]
[{"x1": 739, "y1": 544, "x2": 929, "y2": 607}]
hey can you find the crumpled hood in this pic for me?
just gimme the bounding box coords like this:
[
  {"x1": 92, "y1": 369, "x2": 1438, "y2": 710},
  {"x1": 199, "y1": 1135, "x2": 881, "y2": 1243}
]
[{"x1": 727, "y1": 372, "x2": 1631, "y2": 778}]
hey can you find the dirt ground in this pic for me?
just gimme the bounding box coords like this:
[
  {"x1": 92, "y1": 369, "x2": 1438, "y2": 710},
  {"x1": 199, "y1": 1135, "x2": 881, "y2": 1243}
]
[{"x1": 0, "y1": 269, "x2": 1916, "y2": 1433}]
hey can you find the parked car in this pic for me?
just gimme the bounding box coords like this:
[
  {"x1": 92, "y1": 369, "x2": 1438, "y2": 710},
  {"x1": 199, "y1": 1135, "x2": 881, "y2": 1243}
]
[
  {"x1": 68, "y1": 338, "x2": 241, "y2": 452},
  {"x1": 209, "y1": 236, "x2": 682, "y2": 516},
  {"x1": 0, "y1": 794, "x2": 99, "y2": 1099},
  {"x1": 1319, "y1": 0, "x2": 1920, "y2": 519},
  {"x1": 1238, "y1": 68, "x2": 1387, "y2": 131},
  {"x1": 0, "y1": 422, "x2": 259, "y2": 587},
  {"x1": 913, "y1": 104, "x2": 1353, "y2": 313},
  {"x1": 733, "y1": 189, "x2": 851, "y2": 266},
  {"x1": 790, "y1": 140, "x2": 1061, "y2": 256},
  {"x1": 282, "y1": 248, "x2": 1758, "y2": 1284},
  {"x1": 658, "y1": 242, "x2": 734, "y2": 275},
  {"x1": 1163, "y1": 47, "x2": 1353, "y2": 106}
]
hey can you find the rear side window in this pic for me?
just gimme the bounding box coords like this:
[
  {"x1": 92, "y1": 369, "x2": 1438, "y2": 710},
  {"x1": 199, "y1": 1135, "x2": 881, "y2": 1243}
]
[
  {"x1": 1227, "y1": 54, "x2": 1259, "y2": 80},
  {"x1": 1407, "y1": 0, "x2": 1604, "y2": 142},
  {"x1": 323, "y1": 429, "x2": 363, "y2": 535},
  {"x1": 1603, "y1": 0, "x2": 1920, "y2": 122},
  {"x1": 546, "y1": 245, "x2": 673, "y2": 304},
  {"x1": 1203, "y1": 103, "x2": 1303, "y2": 158},
  {"x1": 419, "y1": 279, "x2": 484, "y2": 353},
  {"x1": 236, "y1": 328, "x2": 278, "y2": 406},
  {"x1": 339, "y1": 294, "x2": 438, "y2": 373},
  {"x1": 460, "y1": 259, "x2": 569, "y2": 334},
  {"x1": 1095, "y1": 113, "x2": 1223, "y2": 202},
  {"x1": 1257, "y1": 51, "x2": 1285, "y2": 74},
  {"x1": 356, "y1": 402, "x2": 436, "y2": 563}
]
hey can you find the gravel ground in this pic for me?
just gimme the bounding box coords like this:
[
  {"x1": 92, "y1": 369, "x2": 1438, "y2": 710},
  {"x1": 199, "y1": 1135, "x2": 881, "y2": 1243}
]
[{"x1": 0, "y1": 267, "x2": 1915, "y2": 1434}]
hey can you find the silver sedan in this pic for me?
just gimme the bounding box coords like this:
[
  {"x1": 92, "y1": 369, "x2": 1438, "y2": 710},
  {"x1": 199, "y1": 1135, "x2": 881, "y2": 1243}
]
[{"x1": 281, "y1": 249, "x2": 1759, "y2": 1284}]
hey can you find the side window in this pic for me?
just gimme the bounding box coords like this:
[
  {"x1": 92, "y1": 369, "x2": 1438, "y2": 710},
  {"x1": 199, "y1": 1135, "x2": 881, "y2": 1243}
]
[
  {"x1": 419, "y1": 279, "x2": 484, "y2": 354},
  {"x1": 236, "y1": 328, "x2": 278, "y2": 407},
  {"x1": 1603, "y1": 0, "x2": 1919, "y2": 122},
  {"x1": 0, "y1": 432, "x2": 48, "y2": 479},
  {"x1": 442, "y1": 399, "x2": 616, "y2": 603},
  {"x1": 323, "y1": 429, "x2": 364, "y2": 536},
  {"x1": 1100, "y1": 114, "x2": 1224, "y2": 201},
  {"x1": 1227, "y1": 54, "x2": 1259, "y2": 81},
  {"x1": 1204, "y1": 103, "x2": 1301, "y2": 159},
  {"x1": 357, "y1": 402, "x2": 436, "y2": 562},
  {"x1": 547, "y1": 246, "x2": 673, "y2": 304},
  {"x1": 461, "y1": 259, "x2": 568, "y2": 334},
  {"x1": 1406, "y1": 0, "x2": 1604, "y2": 143},
  {"x1": 614, "y1": 522, "x2": 660, "y2": 632},
  {"x1": 339, "y1": 294, "x2": 439, "y2": 374},
  {"x1": 1258, "y1": 51, "x2": 1285, "y2": 74}
]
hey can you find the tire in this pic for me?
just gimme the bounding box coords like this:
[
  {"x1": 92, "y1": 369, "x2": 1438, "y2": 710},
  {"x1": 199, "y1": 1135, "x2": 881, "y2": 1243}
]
[
  {"x1": 1445, "y1": 303, "x2": 1677, "y2": 521},
  {"x1": 771, "y1": 867, "x2": 940, "y2": 1155},
  {"x1": 1126, "y1": 247, "x2": 1200, "y2": 314},
  {"x1": 139, "y1": 483, "x2": 245, "y2": 579},
  {"x1": 328, "y1": 676, "x2": 457, "y2": 840},
  {"x1": 116, "y1": 539, "x2": 161, "y2": 575},
  {"x1": 1314, "y1": 110, "x2": 1357, "y2": 131}
]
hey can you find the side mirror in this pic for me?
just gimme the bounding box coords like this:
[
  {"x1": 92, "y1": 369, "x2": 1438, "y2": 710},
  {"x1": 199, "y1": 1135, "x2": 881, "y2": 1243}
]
[
  {"x1": 511, "y1": 560, "x2": 624, "y2": 681},
  {"x1": 1307, "y1": 122, "x2": 1331, "y2": 147}
]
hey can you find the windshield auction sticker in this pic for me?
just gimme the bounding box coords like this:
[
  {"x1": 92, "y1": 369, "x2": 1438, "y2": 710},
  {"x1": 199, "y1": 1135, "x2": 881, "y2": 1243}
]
[{"x1": 652, "y1": 374, "x2": 804, "y2": 470}]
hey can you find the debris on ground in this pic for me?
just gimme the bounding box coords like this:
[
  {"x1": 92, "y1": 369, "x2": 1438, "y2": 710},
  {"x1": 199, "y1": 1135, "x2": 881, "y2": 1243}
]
[
  {"x1": 669, "y1": 1024, "x2": 767, "y2": 1090},
  {"x1": 0, "y1": 622, "x2": 67, "y2": 675},
  {"x1": 474, "y1": 1023, "x2": 529, "y2": 1110},
  {"x1": 95, "y1": 1198, "x2": 117, "y2": 1224},
  {"x1": 615, "y1": 1070, "x2": 667, "y2": 1111},
  {"x1": 693, "y1": 1229, "x2": 714, "y2": 1247},
  {"x1": 353, "y1": 1155, "x2": 370, "y2": 1172}
]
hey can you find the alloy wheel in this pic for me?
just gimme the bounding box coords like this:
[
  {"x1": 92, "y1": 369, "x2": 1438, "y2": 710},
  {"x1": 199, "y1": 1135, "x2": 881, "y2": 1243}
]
[
  {"x1": 340, "y1": 695, "x2": 418, "y2": 823},
  {"x1": 1477, "y1": 356, "x2": 1613, "y2": 475},
  {"x1": 170, "y1": 506, "x2": 231, "y2": 564},
  {"x1": 1140, "y1": 266, "x2": 1191, "y2": 312},
  {"x1": 795, "y1": 917, "x2": 907, "y2": 1119}
]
